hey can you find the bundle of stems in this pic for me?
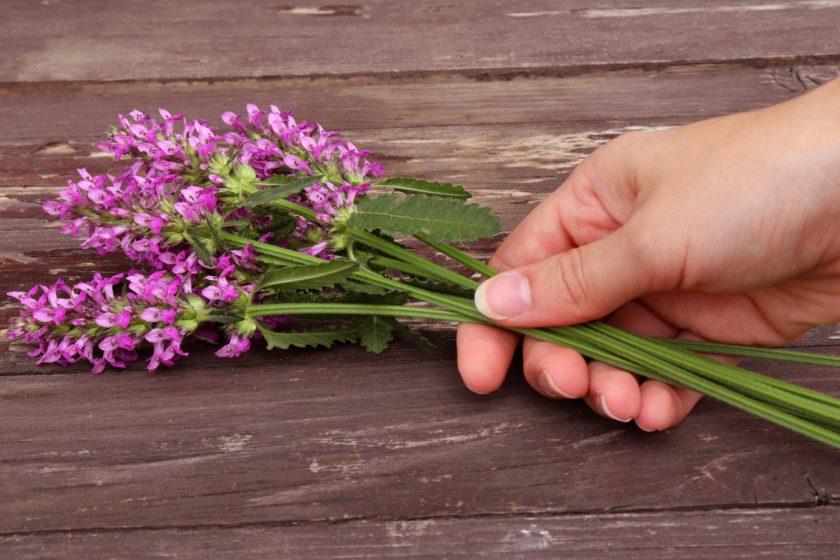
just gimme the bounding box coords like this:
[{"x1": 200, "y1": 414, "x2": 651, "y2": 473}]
[{"x1": 237, "y1": 198, "x2": 840, "y2": 450}]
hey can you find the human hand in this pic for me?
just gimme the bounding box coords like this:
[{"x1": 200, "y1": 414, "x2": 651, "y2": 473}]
[{"x1": 457, "y1": 78, "x2": 840, "y2": 431}]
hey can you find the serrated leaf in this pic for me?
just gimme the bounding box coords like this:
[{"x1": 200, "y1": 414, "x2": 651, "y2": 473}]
[
  {"x1": 258, "y1": 260, "x2": 359, "y2": 291},
  {"x1": 260, "y1": 326, "x2": 359, "y2": 350},
  {"x1": 392, "y1": 321, "x2": 434, "y2": 348},
  {"x1": 356, "y1": 316, "x2": 396, "y2": 354},
  {"x1": 340, "y1": 280, "x2": 391, "y2": 295},
  {"x1": 247, "y1": 176, "x2": 321, "y2": 208},
  {"x1": 376, "y1": 177, "x2": 471, "y2": 199},
  {"x1": 349, "y1": 194, "x2": 500, "y2": 243}
]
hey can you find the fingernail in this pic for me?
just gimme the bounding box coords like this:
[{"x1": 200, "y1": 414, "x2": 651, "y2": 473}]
[
  {"x1": 598, "y1": 394, "x2": 632, "y2": 423},
  {"x1": 474, "y1": 272, "x2": 531, "y2": 320},
  {"x1": 538, "y1": 370, "x2": 574, "y2": 399},
  {"x1": 636, "y1": 422, "x2": 656, "y2": 433}
]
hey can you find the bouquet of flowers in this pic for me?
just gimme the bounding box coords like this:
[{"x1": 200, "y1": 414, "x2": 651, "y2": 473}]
[{"x1": 6, "y1": 105, "x2": 840, "y2": 448}]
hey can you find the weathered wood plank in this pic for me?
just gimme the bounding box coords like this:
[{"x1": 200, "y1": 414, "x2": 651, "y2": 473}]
[
  {"x1": 1, "y1": 1, "x2": 840, "y2": 82},
  {"x1": 1, "y1": 347, "x2": 838, "y2": 533},
  {"x1": 3, "y1": 65, "x2": 838, "y2": 143},
  {"x1": 2, "y1": 66, "x2": 839, "y2": 353},
  {"x1": 3, "y1": 508, "x2": 840, "y2": 559}
]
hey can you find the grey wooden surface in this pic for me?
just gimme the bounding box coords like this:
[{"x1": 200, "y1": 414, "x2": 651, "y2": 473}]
[{"x1": 1, "y1": 1, "x2": 839, "y2": 558}]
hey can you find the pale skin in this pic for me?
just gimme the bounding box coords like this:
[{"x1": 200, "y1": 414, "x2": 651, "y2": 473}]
[{"x1": 457, "y1": 78, "x2": 840, "y2": 431}]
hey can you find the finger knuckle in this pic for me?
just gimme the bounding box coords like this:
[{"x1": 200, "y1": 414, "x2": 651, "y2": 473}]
[{"x1": 549, "y1": 249, "x2": 593, "y2": 319}]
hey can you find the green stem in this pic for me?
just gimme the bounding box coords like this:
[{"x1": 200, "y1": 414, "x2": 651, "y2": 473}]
[
  {"x1": 589, "y1": 322, "x2": 840, "y2": 419},
  {"x1": 520, "y1": 325, "x2": 840, "y2": 448},
  {"x1": 348, "y1": 229, "x2": 478, "y2": 289},
  {"x1": 414, "y1": 235, "x2": 840, "y2": 370},
  {"x1": 266, "y1": 197, "x2": 321, "y2": 222},
  {"x1": 225, "y1": 229, "x2": 840, "y2": 448},
  {"x1": 248, "y1": 303, "x2": 471, "y2": 323},
  {"x1": 661, "y1": 338, "x2": 840, "y2": 368},
  {"x1": 414, "y1": 232, "x2": 497, "y2": 278},
  {"x1": 368, "y1": 256, "x2": 445, "y2": 280}
]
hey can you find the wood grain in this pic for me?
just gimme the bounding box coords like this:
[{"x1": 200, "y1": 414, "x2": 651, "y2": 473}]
[
  {"x1": 3, "y1": 508, "x2": 840, "y2": 559},
  {"x1": 2, "y1": 1, "x2": 840, "y2": 83},
  {"x1": 3, "y1": 2, "x2": 840, "y2": 556},
  {"x1": 1, "y1": 346, "x2": 838, "y2": 533}
]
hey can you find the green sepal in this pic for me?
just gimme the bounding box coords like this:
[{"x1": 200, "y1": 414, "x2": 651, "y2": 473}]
[
  {"x1": 355, "y1": 316, "x2": 397, "y2": 354},
  {"x1": 225, "y1": 163, "x2": 259, "y2": 195},
  {"x1": 205, "y1": 215, "x2": 227, "y2": 252},
  {"x1": 247, "y1": 176, "x2": 322, "y2": 208},
  {"x1": 184, "y1": 232, "x2": 215, "y2": 266},
  {"x1": 375, "y1": 177, "x2": 472, "y2": 199},
  {"x1": 259, "y1": 325, "x2": 359, "y2": 351},
  {"x1": 257, "y1": 260, "x2": 359, "y2": 292},
  {"x1": 349, "y1": 194, "x2": 500, "y2": 243}
]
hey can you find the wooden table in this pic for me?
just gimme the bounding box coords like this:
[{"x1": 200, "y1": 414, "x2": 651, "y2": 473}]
[{"x1": 2, "y1": 1, "x2": 839, "y2": 557}]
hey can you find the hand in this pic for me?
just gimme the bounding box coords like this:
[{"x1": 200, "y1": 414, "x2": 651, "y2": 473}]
[{"x1": 457, "y1": 78, "x2": 840, "y2": 431}]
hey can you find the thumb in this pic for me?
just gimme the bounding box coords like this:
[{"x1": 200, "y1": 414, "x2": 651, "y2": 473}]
[{"x1": 474, "y1": 227, "x2": 660, "y2": 326}]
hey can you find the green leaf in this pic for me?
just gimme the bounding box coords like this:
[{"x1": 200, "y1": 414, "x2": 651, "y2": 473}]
[
  {"x1": 255, "y1": 209, "x2": 298, "y2": 238},
  {"x1": 340, "y1": 280, "x2": 392, "y2": 296},
  {"x1": 356, "y1": 316, "x2": 396, "y2": 354},
  {"x1": 266, "y1": 289, "x2": 407, "y2": 306},
  {"x1": 247, "y1": 176, "x2": 321, "y2": 208},
  {"x1": 376, "y1": 177, "x2": 472, "y2": 199},
  {"x1": 258, "y1": 175, "x2": 296, "y2": 186},
  {"x1": 392, "y1": 321, "x2": 434, "y2": 348},
  {"x1": 349, "y1": 194, "x2": 500, "y2": 243},
  {"x1": 260, "y1": 326, "x2": 359, "y2": 351},
  {"x1": 257, "y1": 260, "x2": 359, "y2": 291}
]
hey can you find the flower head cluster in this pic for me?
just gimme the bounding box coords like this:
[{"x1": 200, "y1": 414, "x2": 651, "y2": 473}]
[
  {"x1": 6, "y1": 104, "x2": 383, "y2": 373},
  {"x1": 49, "y1": 105, "x2": 383, "y2": 264},
  {"x1": 5, "y1": 254, "x2": 256, "y2": 373}
]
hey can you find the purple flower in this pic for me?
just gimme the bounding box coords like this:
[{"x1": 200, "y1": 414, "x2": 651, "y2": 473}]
[{"x1": 216, "y1": 332, "x2": 251, "y2": 358}]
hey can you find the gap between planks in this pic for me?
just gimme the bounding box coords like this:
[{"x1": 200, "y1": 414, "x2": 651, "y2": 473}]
[
  {"x1": 2, "y1": 502, "x2": 838, "y2": 538},
  {"x1": 2, "y1": 55, "x2": 840, "y2": 97}
]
